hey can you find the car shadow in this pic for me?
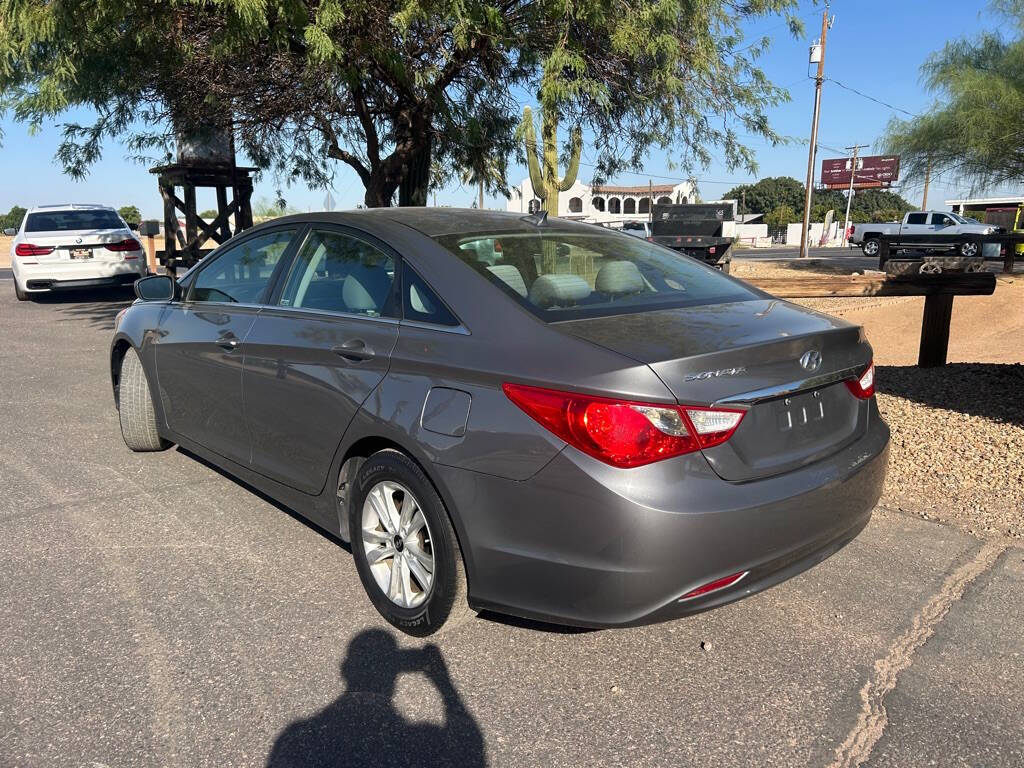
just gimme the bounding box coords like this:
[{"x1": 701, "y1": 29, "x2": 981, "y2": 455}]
[
  {"x1": 174, "y1": 446, "x2": 351, "y2": 553},
  {"x1": 35, "y1": 287, "x2": 135, "y2": 330},
  {"x1": 266, "y1": 629, "x2": 487, "y2": 768},
  {"x1": 876, "y1": 363, "x2": 1024, "y2": 426}
]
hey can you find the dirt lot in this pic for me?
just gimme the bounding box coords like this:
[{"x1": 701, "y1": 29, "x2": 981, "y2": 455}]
[
  {"x1": 735, "y1": 258, "x2": 1024, "y2": 540},
  {"x1": 1, "y1": 234, "x2": 11, "y2": 267}
]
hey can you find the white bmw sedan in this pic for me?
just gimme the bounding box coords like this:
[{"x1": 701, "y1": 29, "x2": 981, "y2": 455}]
[{"x1": 7, "y1": 204, "x2": 147, "y2": 301}]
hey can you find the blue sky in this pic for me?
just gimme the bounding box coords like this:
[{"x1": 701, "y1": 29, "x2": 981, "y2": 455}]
[{"x1": 0, "y1": 0, "x2": 1007, "y2": 219}]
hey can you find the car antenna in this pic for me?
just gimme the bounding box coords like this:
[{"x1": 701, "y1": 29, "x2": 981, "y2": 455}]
[{"x1": 521, "y1": 210, "x2": 548, "y2": 227}]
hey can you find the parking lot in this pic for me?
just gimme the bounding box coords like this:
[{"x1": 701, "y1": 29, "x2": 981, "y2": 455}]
[{"x1": 1, "y1": 283, "x2": 1022, "y2": 767}]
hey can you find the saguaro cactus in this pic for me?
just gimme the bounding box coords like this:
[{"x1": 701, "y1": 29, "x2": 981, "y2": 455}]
[{"x1": 523, "y1": 106, "x2": 582, "y2": 218}]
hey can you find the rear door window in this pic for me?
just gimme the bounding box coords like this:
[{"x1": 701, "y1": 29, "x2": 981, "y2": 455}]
[
  {"x1": 905, "y1": 213, "x2": 928, "y2": 225},
  {"x1": 277, "y1": 230, "x2": 397, "y2": 318},
  {"x1": 190, "y1": 229, "x2": 296, "y2": 304},
  {"x1": 402, "y1": 266, "x2": 460, "y2": 326}
]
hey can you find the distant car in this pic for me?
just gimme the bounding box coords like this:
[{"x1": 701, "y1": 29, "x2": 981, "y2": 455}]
[
  {"x1": 7, "y1": 204, "x2": 146, "y2": 301},
  {"x1": 621, "y1": 221, "x2": 651, "y2": 238},
  {"x1": 111, "y1": 209, "x2": 888, "y2": 635}
]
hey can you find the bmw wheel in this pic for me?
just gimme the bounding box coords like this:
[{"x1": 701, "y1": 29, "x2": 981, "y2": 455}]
[
  {"x1": 13, "y1": 279, "x2": 28, "y2": 301},
  {"x1": 350, "y1": 449, "x2": 471, "y2": 636}
]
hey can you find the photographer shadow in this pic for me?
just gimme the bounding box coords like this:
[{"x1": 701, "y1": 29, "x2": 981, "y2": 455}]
[{"x1": 267, "y1": 629, "x2": 486, "y2": 768}]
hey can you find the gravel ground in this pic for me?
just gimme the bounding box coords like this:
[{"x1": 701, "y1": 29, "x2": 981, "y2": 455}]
[
  {"x1": 734, "y1": 258, "x2": 1024, "y2": 541},
  {"x1": 876, "y1": 364, "x2": 1024, "y2": 540}
]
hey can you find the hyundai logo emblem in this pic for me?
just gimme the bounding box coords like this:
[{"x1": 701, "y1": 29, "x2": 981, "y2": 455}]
[{"x1": 799, "y1": 350, "x2": 822, "y2": 372}]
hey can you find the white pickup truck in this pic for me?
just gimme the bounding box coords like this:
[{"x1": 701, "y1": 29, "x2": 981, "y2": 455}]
[{"x1": 849, "y1": 211, "x2": 997, "y2": 258}]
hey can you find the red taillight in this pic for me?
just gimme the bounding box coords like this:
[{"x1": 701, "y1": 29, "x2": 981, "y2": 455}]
[
  {"x1": 105, "y1": 238, "x2": 141, "y2": 252},
  {"x1": 502, "y1": 383, "x2": 745, "y2": 468},
  {"x1": 15, "y1": 243, "x2": 53, "y2": 257},
  {"x1": 678, "y1": 570, "x2": 748, "y2": 602},
  {"x1": 845, "y1": 361, "x2": 875, "y2": 400}
]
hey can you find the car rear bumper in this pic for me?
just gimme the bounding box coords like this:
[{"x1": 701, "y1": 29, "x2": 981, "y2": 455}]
[
  {"x1": 436, "y1": 403, "x2": 889, "y2": 628},
  {"x1": 14, "y1": 261, "x2": 145, "y2": 292}
]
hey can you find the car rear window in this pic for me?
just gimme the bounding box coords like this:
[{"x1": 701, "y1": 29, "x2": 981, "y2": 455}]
[
  {"x1": 25, "y1": 210, "x2": 124, "y2": 232},
  {"x1": 433, "y1": 228, "x2": 756, "y2": 321}
]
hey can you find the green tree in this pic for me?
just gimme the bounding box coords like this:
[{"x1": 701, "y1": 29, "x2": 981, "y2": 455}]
[
  {"x1": 725, "y1": 177, "x2": 805, "y2": 215},
  {"x1": 199, "y1": 209, "x2": 218, "y2": 220},
  {"x1": 764, "y1": 204, "x2": 796, "y2": 231},
  {"x1": 118, "y1": 205, "x2": 141, "y2": 229},
  {"x1": 0, "y1": 0, "x2": 801, "y2": 208},
  {"x1": 1, "y1": 205, "x2": 27, "y2": 231},
  {"x1": 252, "y1": 198, "x2": 302, "y2": 220},
  {"x1": 885, "y1": 0, "x2": 1024, "y2": 189}
]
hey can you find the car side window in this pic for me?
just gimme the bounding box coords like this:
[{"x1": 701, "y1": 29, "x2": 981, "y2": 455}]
[
  {"x1": 191, "y1": 229, "x2": 295, "y2": 304},
  {"x1": 931, "y1": 214, "x2": 952, "y2": 226},
  {"x1": 278, "y1": 230, "x2": 397, "y2": 318},
  {"x1": 906, "y1": 213, "x2": 928, "y2": 225},
  {"x1": 403, "y1": 265, "x2": 460, "y2": 327}
]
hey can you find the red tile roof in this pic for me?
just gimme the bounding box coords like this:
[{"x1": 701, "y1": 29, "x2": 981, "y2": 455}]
[{"x1": 589, "y1": 183, "x2": 678, "y2": 195}]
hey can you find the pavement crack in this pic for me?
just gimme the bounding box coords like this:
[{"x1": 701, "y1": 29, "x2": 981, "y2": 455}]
[{"x1": 827, "y1": 539, "x2": 1008, "y2": 768}]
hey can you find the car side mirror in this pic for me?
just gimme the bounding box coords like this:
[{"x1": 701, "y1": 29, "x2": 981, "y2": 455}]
[
  {"x1": 3, "y1": 228, "x2": 16, "y2": 236},
  {"x1": 135, "y1": 274, "x2": 180, "y2": 302}
]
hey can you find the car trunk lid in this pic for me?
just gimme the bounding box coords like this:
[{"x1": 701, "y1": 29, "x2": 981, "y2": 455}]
[
  {"x1": 556, "y1": 299, "x2": 873, "y2": 481},
  {"x1": 24, "y1": 229, "x2": 137, "y2": 264}
]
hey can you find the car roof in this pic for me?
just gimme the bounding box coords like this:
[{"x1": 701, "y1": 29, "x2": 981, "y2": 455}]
[
  {"x1": 28, "y1": 204, "x2": 116, "y2": 213},
  {"x1": 263, "y1": 208, "x2": 602, "y2": 239}
]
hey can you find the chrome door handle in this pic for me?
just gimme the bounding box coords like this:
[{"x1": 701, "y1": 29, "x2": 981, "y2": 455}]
[
  {"x1": 332, "y1": 339, "x2": 373, "y2": 362},
  {"x1": 216, "y1": 334, "x2": 239, "y2": 351}
]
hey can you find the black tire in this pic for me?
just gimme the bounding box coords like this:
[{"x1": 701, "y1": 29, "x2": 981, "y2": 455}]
[
  {"x1": 350, "y1": 449, "x2": 472, "y2": 636},
  {"x1": 118, "y1": 348, "x2": 171, "y2": 451},
  {"x1": 719, "y1": 261, "x2": 731, "y2": 275},
  {"x1": 13, "y1": 280, "x2": 28, "y2": 301},
  {"x1": 862, "y1": 238, "x2": 880, "y2": 257}
]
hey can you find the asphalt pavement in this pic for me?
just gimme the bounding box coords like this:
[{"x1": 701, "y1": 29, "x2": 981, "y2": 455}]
[{"x1": 1, "y1": 286, "x2": 1021, "y2": 767}]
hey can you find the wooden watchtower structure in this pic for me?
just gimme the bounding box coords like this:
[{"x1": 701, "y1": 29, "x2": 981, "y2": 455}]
[{"x1": 149, "y1": 161, "x2": 256, "y2": 274}]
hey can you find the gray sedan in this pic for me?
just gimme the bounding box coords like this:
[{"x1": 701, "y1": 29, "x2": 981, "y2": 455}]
[{"x1": 111, "y1": 209, "x2": 889, "y2": 635}]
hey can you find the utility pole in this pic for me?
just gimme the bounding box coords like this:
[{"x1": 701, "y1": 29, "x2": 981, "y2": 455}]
[
  {"x1": 741, "y1": 190, "x2": 746, "y2": 221},
  {"x1": 841, "y1": 144, "x2": 868, "y2": 247},
  {"x1": 800, "y1": 6, "x2": 832, "y2": 258},
  {"x1": 921, "y1": 157, "x2": 932, "y2": 209}
]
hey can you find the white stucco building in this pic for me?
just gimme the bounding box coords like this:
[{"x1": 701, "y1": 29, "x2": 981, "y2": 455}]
[{"x1": 506, "y1": 178, "x2": 696, "y2": 224}]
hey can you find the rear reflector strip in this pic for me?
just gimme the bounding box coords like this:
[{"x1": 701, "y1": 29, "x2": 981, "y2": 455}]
[{"x1": 678, "y1": 570, "x2": 749, "y2": 602}]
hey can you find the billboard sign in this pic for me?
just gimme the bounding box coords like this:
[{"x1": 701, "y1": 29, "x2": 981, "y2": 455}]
[{"x1": 820, "y1": 155, "x2": 900, "y2": 189}]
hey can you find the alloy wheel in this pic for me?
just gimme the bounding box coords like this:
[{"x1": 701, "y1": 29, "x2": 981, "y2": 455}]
[{"x1": 361, "y1": 480, "x2": 435, "y2": 608}]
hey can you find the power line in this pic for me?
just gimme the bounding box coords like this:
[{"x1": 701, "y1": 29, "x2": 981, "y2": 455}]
[{"x1": 825, "y1": 78, "x2": 920, "y2": 118}]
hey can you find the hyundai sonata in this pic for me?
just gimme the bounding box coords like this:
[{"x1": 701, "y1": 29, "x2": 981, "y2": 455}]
[{"x1": 110, "y1": 209, "x2": 888, "y2": 635}]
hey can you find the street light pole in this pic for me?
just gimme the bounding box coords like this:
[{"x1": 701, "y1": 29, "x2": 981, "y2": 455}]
[
  {"x1": 841, "y1": 144, "x2": 868, "y2": 247},
  {"x1": 800, "y1": 7, "x2": 831, "y2": 258}
]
